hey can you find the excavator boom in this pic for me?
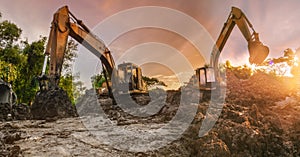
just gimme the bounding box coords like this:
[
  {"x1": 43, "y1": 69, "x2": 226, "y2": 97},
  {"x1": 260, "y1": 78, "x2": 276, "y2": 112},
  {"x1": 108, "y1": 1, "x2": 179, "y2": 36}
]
[
  {"x1": 44, "y1": 6, "x2": 114, "y2": 86},
  {"x1": 210, "y1": 7, "x2": 269, "y2": 79}
]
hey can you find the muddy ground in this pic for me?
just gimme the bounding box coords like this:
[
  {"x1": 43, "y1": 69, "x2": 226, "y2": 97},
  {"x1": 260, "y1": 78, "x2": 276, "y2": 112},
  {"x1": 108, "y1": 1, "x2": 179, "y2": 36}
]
[{"x1": 1, "y1": 70, "x2": 300, "y2": 156}]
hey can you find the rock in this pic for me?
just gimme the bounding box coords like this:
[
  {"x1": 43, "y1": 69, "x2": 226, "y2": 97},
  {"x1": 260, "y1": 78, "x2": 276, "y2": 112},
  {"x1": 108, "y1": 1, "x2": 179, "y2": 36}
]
[
  {"x1": 9, "y1": 145, "x2": 21, "y2": 157},
  {"x1": 12, "y1": 103, "x2": 31, "y2": 120},
  {"x1": 0, "y1": 103, "x2": 12, "y2": 121}
]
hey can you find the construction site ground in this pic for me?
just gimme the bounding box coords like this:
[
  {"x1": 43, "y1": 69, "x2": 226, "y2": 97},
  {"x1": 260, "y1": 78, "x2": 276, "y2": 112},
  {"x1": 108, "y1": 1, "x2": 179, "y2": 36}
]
[{"x1": 1, "y1": 70, "x2": 300, "y2": 156}]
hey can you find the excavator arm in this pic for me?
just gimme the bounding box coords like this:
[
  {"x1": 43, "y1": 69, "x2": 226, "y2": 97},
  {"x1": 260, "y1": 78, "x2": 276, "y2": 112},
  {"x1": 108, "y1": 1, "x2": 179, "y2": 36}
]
[
  {"x1": 196, "y1": 6, "x2": 269, "y2": 91},
  {"x1": 41, "y1": 6, "x2": 115, "y2": 92},
  {"x1": 210, "y1": 7, "x2": 269, "y2": 80}
]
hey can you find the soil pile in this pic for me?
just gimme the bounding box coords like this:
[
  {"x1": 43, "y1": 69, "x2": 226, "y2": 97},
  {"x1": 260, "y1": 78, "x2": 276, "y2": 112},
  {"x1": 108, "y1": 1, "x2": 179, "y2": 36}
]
[
  {"x1": 226, "y1": 70, "x2": 295, "y2": 106},
  {"x1": 184, "y1": 70, "x2": 300, "y2": 156},
  {"x1": 31, "y1": 88, "x2": 78, "y2": 120},
  {"x1": 12, "y1": 103, "x2": 31, "y2": 120}
]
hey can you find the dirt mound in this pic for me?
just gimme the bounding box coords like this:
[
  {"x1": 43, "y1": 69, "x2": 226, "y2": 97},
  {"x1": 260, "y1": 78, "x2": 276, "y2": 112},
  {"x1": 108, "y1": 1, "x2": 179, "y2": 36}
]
[
  {"x1": 31, "y1": 88, "x2": 78, "y2": 120},
  {"x1": 100, "y1": 90, "x2": 181, "y2": 125},
  {"x1": 165, "y1": 69, "x2": 299, "y2": 156},
  {"x1": 184, "y1": 101, "x2": 294, "y2": 156},
  {"x1": 0, "y1": 103, "x2": 31, "y2": 121},
  {"x1": 76, "y1": 88, "x2": 182, "y2": 125},
  {"x1": 12, "y1": 103, "x2": 31, "y2": 120},
  {"x1": 226, "y1": 70, "x2": 294, "y2": 106}
]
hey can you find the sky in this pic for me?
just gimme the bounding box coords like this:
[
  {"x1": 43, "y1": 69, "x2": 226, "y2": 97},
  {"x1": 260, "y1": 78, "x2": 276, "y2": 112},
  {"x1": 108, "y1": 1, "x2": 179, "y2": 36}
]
[{"x1": 1, "y1": 0, "x2": 300, "y2": 89}]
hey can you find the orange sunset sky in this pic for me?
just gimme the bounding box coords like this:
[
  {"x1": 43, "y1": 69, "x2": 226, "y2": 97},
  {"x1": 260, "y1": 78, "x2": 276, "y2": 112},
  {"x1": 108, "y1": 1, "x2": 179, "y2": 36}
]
[{"x1": 1, "y1": 0, "x2": 300, "y2": 89}]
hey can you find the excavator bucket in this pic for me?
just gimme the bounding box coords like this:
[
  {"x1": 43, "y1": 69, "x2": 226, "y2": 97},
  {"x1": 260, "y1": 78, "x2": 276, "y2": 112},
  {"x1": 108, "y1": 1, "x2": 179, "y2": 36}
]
[{"x1": 248, "y1": 40, "x2": 269, "y2": 64}]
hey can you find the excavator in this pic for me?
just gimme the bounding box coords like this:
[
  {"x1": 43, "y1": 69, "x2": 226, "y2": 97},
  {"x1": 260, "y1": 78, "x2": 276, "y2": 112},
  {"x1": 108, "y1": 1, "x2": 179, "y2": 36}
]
[
  {"x1": 195, "y1": 7, "x2": 269, "y2": 92},
  {"x1": 39, "y1": 6, "x2": 147, "y2": 98},
  {"x1": 0, "y1": 79, "x2": 17, "y2": 120}
]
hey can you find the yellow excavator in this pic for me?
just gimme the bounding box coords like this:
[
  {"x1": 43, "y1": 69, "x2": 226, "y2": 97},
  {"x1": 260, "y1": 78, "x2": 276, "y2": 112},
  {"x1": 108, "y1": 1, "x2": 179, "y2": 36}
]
[
  {"x1": 39, "y1": 6, "x2": 147, "y2": 98},
  {"x1": 195, "y1": 7, "x2": 269, "y2": 91}
]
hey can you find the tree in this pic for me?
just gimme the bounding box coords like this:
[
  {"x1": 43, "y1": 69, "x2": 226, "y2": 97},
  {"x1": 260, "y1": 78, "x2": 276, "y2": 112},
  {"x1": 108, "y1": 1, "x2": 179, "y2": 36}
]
[
  {"x1": 0, "y1": 13, "x2": 84, "y2": 105},
  {"x1": 142, "y1": 76, "x2": 167, "y2": 87},
  {"x1": 0, "y1": 17, "x2": 46, "y2": 104},
  {"x1": 14, "y1": 37, "x2": 46, "y2": 104},
  {"x1": 225, "y1": 60, "x2": 232, "y2": 69},
  {"x1": 91, "y1": 73, "x2": 106, "y2": 89},
  {"x1": 0, "y1": 17, "x2": 25, "y2": 89},
  {"x1": 61, "y1": 39, "x2": 78, "y2": 74},
  {"x1": 58, "y1": 38, "x2": 85, "y2": 104},
  {"x1": 0, "y1": 20, "x2": 22, "y2": 48}
]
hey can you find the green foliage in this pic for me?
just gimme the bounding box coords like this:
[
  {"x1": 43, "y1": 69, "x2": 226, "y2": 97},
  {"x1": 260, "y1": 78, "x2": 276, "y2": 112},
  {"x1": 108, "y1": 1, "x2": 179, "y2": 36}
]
[
  {"x1": 58, "y1": 38, "x2": 86, "y2": 104},
  {"x1": 13, "y1": 37, "x2": 46, "y2": 104},
  {"x1": 0, "y1": 37, "x2": 45, "y2": 104},
  {"x1": 142, "y1": 76, "x2": 167, "y2": 87},
  {"x1": 59, "y1": 73, "x2": 74, "y2": 103},
  {"x1": 91, "y1": 73, "x2": 106, "y2": 89},
  {"x1": 0, "y1": 45, "x2": 23, "y2": 65},
  {"x1": 203, "y1": 63, "x2": 210, "y2": 68},
  {"x1": 0, "y1": 13, "x2": 86, "y2": 105},
  {"x1": 62, "y1": 39, "x2": 78, "y2": 74},
  {"x1": 59, "y1": 73, "x2": 86, "y2": 104},
  {"x1": 225, "y1": 63, "x2": 253, "y2": 79},
  {"x1": 0, "y1": 61, "x2": 18, "y2": 82},
  {"x1": 0, "y1": 20, "x2": 22, "y2": 48}
]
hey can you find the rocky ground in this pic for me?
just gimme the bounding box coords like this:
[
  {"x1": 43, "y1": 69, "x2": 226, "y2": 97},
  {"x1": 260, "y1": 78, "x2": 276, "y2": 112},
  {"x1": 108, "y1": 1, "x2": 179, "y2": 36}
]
[{"x1": 0, "y1": 70, "x2": 300, "y2": 156}]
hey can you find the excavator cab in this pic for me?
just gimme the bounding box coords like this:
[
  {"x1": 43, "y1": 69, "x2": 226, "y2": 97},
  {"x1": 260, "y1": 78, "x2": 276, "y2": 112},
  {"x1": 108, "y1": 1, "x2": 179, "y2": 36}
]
[
  {"x1": 116, "y1": 62, "x2": 147, "y2": 94},
  {"x1": 195, "y1": 67, "x2": 216, "y2": 91}
]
